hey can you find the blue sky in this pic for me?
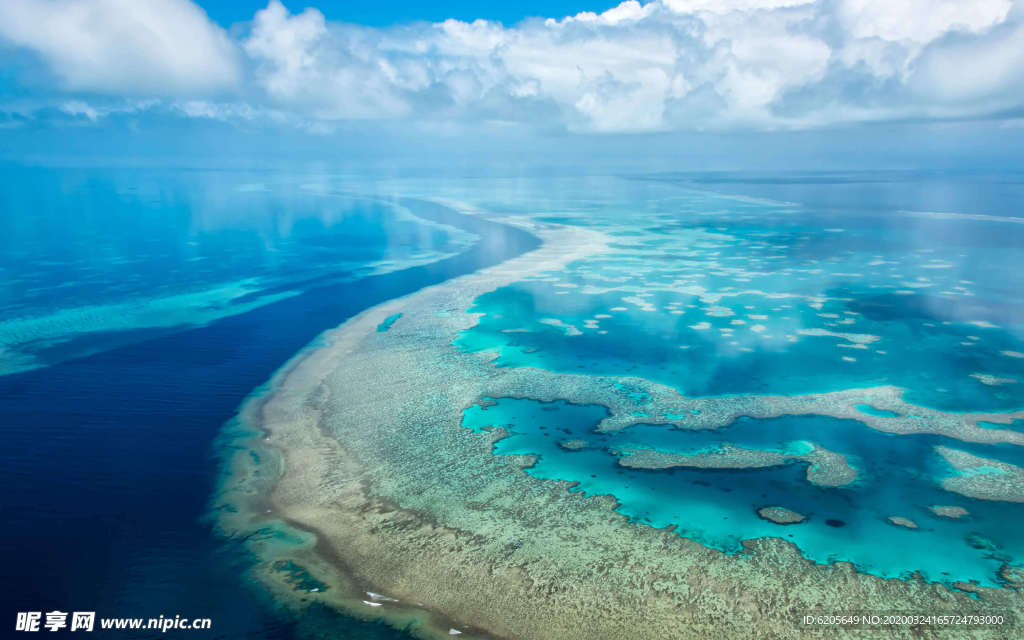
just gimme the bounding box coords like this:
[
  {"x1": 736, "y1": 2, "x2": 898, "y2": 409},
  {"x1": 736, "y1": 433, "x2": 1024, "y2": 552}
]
[
  {"x1": 1, "y1": 0, "x2": 1023, "y2": 167},
  {"x1": 200, "y1": 0, "x2": 614, "y2": 27}
]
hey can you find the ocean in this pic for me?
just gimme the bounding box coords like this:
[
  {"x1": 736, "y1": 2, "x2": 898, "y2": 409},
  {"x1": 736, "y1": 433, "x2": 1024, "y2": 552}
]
[{"x1": 2, "y1": 165, "x2": 1022, "y2": 637}]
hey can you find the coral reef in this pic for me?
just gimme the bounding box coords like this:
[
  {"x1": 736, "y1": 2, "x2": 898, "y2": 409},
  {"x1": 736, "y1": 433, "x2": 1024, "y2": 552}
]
[{"x1": 756, "y1": 507, "x2": 806, "y2": 525}]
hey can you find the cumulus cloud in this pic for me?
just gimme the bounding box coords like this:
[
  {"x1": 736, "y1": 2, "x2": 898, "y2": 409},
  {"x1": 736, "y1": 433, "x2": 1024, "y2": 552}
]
[
  {"x1": 0, "y1": 0, "x2": 240, "y2": 95},
  {"x1": 838, "y1": 0, "x2": 1011, "y2": 43},
  {"x1": 236, "y1": 0, "x2": 1024, "y2": 131},
  {"x1": 2, "y1": 0, "x2": 1023, "y2": 133}
]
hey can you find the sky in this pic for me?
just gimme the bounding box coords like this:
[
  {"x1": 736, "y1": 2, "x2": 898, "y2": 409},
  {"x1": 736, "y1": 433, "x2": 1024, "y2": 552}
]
[
  {"x1": 1, "y1": 0, "x2": 1023, "y2": 168},
  {"x1": 199, "y1": 0, "x2": 616, "y2": 27}
]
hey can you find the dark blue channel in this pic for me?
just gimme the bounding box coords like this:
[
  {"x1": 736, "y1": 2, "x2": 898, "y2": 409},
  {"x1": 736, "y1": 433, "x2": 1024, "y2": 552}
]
[{"x1": 0, "y1": 198, "x2": 538, "y2": 639}]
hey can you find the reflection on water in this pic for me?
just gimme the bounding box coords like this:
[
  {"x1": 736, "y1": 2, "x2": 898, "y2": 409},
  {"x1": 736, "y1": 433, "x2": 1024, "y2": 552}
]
[
  {"x1": 453, "y1": 177, "x2": 1024, "y2": 411},
  {"x1": 441, "y1": 172, "x2": 1024, "y2": 590},
  {"x1": 0, "y1": 167, "x2": 475, "y2": 375},
  {"x1": 2, "y1": 167, "x2": 1022, "y2": 636},
  {"x1": 0, "y1": 166, "x2": 539, "y2": 639}
]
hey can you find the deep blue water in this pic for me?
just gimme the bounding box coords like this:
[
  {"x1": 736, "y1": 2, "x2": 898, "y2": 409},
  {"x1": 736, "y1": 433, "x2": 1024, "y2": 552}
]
[
  {"x1": 0, "y1": 167, "x2": 537, "y2": 638},
  {"x1": 0, "y1": 167, "x2": 477, "y2": 375}
]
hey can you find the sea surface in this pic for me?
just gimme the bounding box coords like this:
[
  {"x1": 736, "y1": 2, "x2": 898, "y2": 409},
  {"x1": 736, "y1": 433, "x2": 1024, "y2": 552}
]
[
  {"x1": 447, "y1": 172, "x2": 1024, "y2": 587},
  {"x1": 1, "y1": 166, "x2": 1023, "y2": 636},
  {"x1": 0, "y1": 165, "x2": 535, "y2": 638}
]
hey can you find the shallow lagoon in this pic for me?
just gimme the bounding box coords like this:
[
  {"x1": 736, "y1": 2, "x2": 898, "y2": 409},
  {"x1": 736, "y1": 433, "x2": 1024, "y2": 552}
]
[
  {"x1": 463, "y1": 397, "x2": 1024, "y2": 587},
  {"x1": 4, "y1": 167, "x2": 1023, "y2": 636},
  {"x1": 454, "y1": 184, "x2": 1024, "y2": 412},
  {"x1": 443, "y1": 174, "x2": 1024, "y2": 591}
]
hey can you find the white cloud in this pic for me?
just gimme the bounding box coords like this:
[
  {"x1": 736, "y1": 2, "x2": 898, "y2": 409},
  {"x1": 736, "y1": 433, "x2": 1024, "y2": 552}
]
[
  {"x1": 0, "y1": 0, "x2": 240, "y2": 95},
  {"x1": 662, "y1": 0, "x2": 816, "y2": 15},
  {"x1": 555, "y1": 1, "x2": 656, "y2": 25},
  {"x1": 60, "y1": 100, "x2": 99, "y2": 121},
  {"x1": 912, "y1": 20, "x2": 1024, "y2": 103},
  {"x1": 243, "y1": 2, "x2": 416, "y2": 118},
  {"x1": 2, "y1": 0, "x2": 1024, "y2": 133},
  {"x1": 838, "y1": 0, "x2": 1012, "y2": 44}
]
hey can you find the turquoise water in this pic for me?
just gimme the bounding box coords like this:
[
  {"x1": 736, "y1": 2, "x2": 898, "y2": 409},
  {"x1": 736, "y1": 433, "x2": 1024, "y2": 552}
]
[
  {"x1": 445, "y1": 174, "x2": 1024, "y2": 590},
  {"x1": 377, "y1": 313, "x2": 403, "y2": 332},
  {"x1": 454, "y1": 183, "x2": 1024, "y2": 411},
  {"x1": 5, "y1": 167, "x2": 1024, "y2": 636},
  {"x1": 0, "y1": 167, "x2": 474, "y2": 375},
  {"x1": 462, "y1": 397, "x2": 1024, "y2": 587}
]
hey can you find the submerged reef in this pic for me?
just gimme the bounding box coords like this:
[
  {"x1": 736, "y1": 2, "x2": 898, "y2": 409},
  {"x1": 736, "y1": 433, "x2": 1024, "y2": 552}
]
[
  {"x1": 970, "y1": 373, "x2": 1017, "y2": 387},
  {"x1": 757, "y1": 507, "x2": 806, "y2": 525},
  {"x1": 802, "y1": 444, "x2": 859, "y2": 487},
  {"x1": 615, "y1": 441, "x2": 857, "y2": 488},
  {"x1": 492, "y1": 380, "x2": 1024, "y2": 447},
  {"x1": 617, "y1": 444, "x2": 788, "y2": 470},
  {"x1": 557, "y1": 438, "x2": 589, "y2": 451},
  {"x1": 887, "y1": 516, "x2": 919, "y2": 530},
  {"x1": 929, "y1": 505, "x2": 970, "y2": 519},
  {"x1": 936, "y1": 446, "x2": 1024, "y2": 503},
  {"x1": 212, "y1": 209, "x2": 1024, "y2": 640}
]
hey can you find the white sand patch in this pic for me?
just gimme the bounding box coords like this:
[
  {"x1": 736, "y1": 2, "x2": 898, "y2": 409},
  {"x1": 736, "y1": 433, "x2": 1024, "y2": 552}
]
[
  {"x1": 539, "y1": 318, "x2": 583, "y2": 336},
  {"x1": 970, "y1": 321, "x2": 999, "y2": 329},
  {"x1": 797, "y1": 328, "x2": 880, "y2": 345},
  {"x1": 367, "y1": 592, "x2": 398, "y2": 602},
  {"x1": 970, "y1": 373, "x2": 1017, "y2": 386}
]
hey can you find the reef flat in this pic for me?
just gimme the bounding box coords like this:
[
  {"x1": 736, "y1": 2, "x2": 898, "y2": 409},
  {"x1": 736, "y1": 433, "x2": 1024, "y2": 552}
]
[
  {"x1": 615, "y1": 441, "x2": 857, "y2": 488},
  {"x1": 930, "y1": 505, "x2": 970, "y2": 519},
  {"x1": 494, "y1": 380, "x2": 1024, "y2": 446},
  {"x1": 936, "y1": 446, "x2": 1024, "y2": 503},
  {"x1": 757, "y1": 507, "x2": 807, "y2": 525},
  {"x1": 887, "y1": 517, "x2": 919, "y2": 530},
  {"x1": 215, "y1": 202, "x2": 1023, "y2": 639}
]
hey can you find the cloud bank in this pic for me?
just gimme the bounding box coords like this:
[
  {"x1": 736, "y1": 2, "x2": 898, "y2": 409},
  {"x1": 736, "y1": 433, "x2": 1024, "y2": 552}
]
[
  {"x1": 1, "y1": 0, "x2": 1023, "y2": 133},
  {"x1": 0, "y1": 0, "x2": 240, "y2": 95}
]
